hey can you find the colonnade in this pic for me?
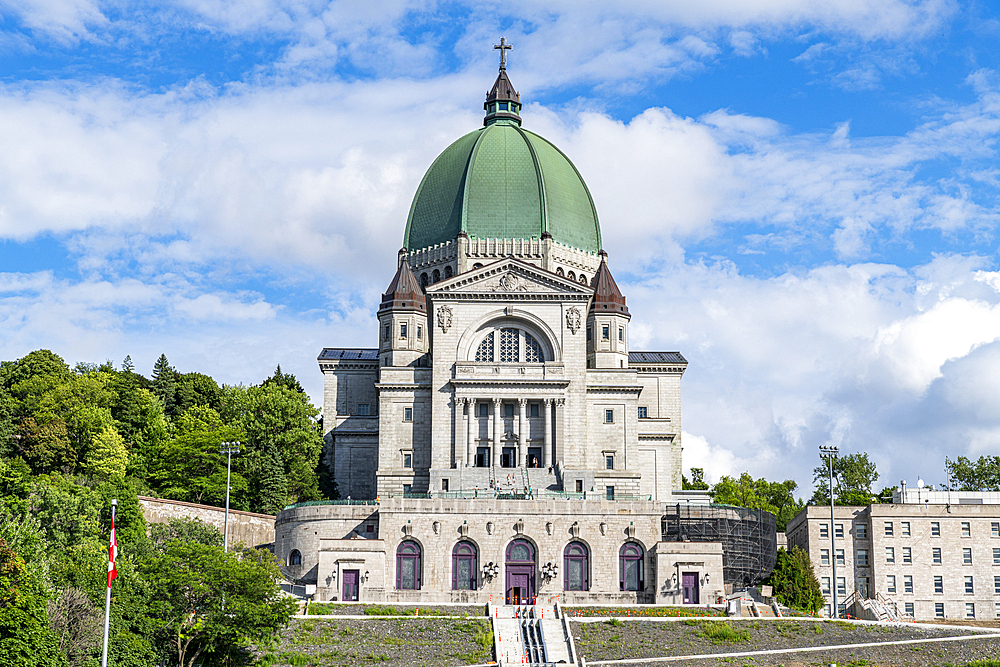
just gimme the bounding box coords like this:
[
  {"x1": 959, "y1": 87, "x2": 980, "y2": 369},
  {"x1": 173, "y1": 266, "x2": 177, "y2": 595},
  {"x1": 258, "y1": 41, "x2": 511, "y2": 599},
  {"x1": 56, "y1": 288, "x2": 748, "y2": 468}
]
[{"x1": 452, "y1": 396, "x2": 562, "y2": 468}]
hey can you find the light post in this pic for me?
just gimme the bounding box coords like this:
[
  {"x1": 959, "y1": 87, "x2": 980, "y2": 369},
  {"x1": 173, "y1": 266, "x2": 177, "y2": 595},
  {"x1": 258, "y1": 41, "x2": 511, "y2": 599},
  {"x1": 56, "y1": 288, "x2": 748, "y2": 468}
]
[
  {"x1": 819, "y1": 444, "x2": 839, "y2": 617},
  {"x1": 220, "y1": 441, "x2": 241, "y2": 552}
]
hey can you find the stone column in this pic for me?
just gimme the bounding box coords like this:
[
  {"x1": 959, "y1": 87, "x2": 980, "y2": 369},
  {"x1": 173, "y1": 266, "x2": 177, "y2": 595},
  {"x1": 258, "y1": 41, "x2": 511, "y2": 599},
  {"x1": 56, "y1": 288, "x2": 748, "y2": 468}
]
[
  {"x1": 453, "y1": 394, "x2": 463, "y2": 468},
  {"x1": 517, "y1": 398, "x2": 527, "y2": 467},
  {"x1": 492, "y1": 398, "x2": 503, "y2": 467},
  {"x1": 543, "y1": 398, "x2": 552, "y2": 467},
  {"x1": 555, "y1": 398, "x2": 565, "y2": 464},
  {"x1": 466, "y1": 398, "x2": 475, "y2": 467}
]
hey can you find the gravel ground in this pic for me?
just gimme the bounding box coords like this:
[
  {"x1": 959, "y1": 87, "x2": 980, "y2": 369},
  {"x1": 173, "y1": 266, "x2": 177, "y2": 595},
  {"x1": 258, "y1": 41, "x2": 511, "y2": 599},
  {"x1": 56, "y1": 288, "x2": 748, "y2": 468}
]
[
  {"x1": 260, "y1": 617, "x2": 493, "y2": 667},
  {"x1": 572, "y1": 618, "x2": 999, "y2": 667}
]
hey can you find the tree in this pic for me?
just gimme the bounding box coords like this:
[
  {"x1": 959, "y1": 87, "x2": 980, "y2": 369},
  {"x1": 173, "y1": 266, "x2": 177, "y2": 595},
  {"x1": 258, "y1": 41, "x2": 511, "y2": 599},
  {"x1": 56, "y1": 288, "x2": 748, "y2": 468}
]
[
  {"x1": 148, "y1": 422, "x2": 247, "y2": 508},
  {"x1": 683, "y1": 468, "x2": 710, "y2": 490},
  {"x1": 46, "y1": 587, "x2": 101, "y2": 667},
  {"x1": 0, "y1": 539, "x2": 67, "y2": 667},
  {"x1": 262, "y1": 365, "x2": 305, "y2": 394},
  {"x1": 16, "y1": 417, "x2": 76, "y2": 474},
  {"x1": 83, "y1": 425, "x2": 128, "y2": 480},
  {"x1": 945, "y1": 456, "x2": 1000, "y2": 491},
  {"x1": 764, "y1": 546, "x2": 824, "y2": 613},
  {"x1": 710, "y1": 473, "x2": 805, "y2": 531},
  {"x1": 176, "y1": 373, "x2": 222, "y2": 414},
  {"x1": 145, "y1": 542, "x2": 296, "y2": 667},
  {"x1": 151, "y1": 354, "x2": 179, "y2": 419},
  {"x1": 149, "y1": 517, "x2": 223, "y2": 549},
  {"x1": 811, "y1": 452, "x2": 879, "y2": 506},
  {"x1": 254, "y1": 444, "x2": 289, "y2": 515}
]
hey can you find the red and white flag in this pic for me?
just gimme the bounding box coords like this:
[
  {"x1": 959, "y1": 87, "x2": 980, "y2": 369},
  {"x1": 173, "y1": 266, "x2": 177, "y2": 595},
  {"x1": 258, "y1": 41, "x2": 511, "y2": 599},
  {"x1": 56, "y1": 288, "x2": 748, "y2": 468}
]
[{"x1": 107, "y1": 515, "x2": 118, "y2": 588}]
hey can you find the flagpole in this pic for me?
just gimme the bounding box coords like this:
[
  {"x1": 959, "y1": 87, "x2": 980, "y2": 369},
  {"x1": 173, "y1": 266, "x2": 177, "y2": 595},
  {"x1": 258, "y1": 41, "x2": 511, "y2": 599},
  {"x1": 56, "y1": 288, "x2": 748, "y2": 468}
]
[{"x1": 101, "y1": 499, "x2": 116, "y2": 667}]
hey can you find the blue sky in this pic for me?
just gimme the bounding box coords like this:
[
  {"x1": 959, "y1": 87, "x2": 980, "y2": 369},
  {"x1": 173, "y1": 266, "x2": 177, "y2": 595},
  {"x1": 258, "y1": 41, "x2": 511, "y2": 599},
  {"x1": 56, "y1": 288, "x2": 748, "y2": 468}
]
[{"x1": 2, "y1": 0, "x2": 1000, "y2": 496}]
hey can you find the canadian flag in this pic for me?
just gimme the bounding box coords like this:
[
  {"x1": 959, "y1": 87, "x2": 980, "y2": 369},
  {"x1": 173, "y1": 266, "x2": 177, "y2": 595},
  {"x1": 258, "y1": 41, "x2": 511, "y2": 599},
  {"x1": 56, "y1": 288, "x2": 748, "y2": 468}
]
[{"x1": 107, "y1": 514, "x2": 118, "y2": 588}]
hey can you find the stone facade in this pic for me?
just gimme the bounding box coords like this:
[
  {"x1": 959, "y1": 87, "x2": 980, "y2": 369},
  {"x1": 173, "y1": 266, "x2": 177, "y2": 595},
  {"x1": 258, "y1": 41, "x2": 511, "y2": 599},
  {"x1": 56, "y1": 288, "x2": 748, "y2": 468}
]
[
  {"x1": 137, "y1": 496, "x2": 275, "y2": 548},
  {"x1": 786, "y1": 500, "x2": 1000, "y2": 621}
]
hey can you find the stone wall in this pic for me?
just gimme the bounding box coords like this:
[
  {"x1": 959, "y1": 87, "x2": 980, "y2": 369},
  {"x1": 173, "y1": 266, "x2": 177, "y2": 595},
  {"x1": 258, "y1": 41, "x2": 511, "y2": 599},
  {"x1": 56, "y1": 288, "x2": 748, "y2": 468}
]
[{"x1": 137, "y1": 496, "x2": 275, "y2": 548}]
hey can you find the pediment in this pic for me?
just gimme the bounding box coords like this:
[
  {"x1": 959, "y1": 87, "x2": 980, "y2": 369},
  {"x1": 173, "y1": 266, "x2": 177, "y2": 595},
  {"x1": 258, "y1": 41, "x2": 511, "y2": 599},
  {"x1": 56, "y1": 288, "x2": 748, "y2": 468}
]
[{"x1": 426, "y1": 258, "x2": 593, "y2": 297}]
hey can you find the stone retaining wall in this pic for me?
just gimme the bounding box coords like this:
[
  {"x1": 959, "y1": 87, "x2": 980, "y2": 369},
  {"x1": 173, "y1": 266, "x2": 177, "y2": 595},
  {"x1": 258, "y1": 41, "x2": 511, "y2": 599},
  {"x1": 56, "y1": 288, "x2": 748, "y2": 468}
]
[{"x1": 138, "y1": 496, "x2": 276, "y2": 548}]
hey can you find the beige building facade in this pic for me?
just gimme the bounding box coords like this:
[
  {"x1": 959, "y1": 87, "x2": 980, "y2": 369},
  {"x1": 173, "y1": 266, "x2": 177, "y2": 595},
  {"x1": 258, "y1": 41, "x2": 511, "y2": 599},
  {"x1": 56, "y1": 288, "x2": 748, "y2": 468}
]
[{"x1": 786, "y1": 494, "x2": 1000, "y2": 621}]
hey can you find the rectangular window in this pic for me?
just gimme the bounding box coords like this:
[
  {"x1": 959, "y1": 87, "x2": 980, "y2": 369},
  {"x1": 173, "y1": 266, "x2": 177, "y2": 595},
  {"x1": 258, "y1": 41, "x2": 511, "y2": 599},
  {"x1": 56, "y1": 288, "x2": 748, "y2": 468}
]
[
  {"x1": 884, "y1": 521, "x2": 894, "y2": 537},
  {"x1": 934, "y1": 576, "x2": 943, "y2": 594},
  {"x1": 837, "y1": 577, "x2": 846, "y2": 596},
  {"x1": 403, "y1": 484, "x2": 412, "y2": 495},
  {"x1": 857, "y1": 549, "x2": 868, "y2": 566},
  {"x1": 504, "y1": 403, "x2": 514, "y2": 418},
  {"x1": 606, "y1": 486, "x2": 615, "y2": 500},
  {"x1": 638, "y1": 406, "x2": 648, "y2": 419},
  {"x1": 384, "y1": 325, "x2": 390, "y2": 341},
  {"x1": 575, "y1": 479, "x2": 583, "y2": 493},
  {"x1": 605, "y1": 454, "x2": 614, "y2": 470},
  {"x1": 821, "y1": 577, "x2": 831, "y2": 595},
  {"x1": 962, "y1": 521, "x2": 971, "y2": 537},
  {"x1": 997, "y1": 602, "x2": 1000, "y2": 619},
  {"x1": 530, "y1": 403, "x2": 539, "y2": 418},
  {"x1": 935, "y1": 603, "x2": 945, "y2": 619},
  {"x1": 358, "y1": 403, "x2": 370, "y2": 416},
  {"x1": 403, "y1": 407, "x2": 413, "y2": 422},
  {"x1": 618, "y1": 327, "x2": 623, "y2": 341},
  {"x1": 403, "y1": 453, "x2": 412, "y2": 469},
  {"x1": 820, "y1": 523, "x2": 829, "y2": 539},
  {"x1": 602, "y1": 325, "x2": 609, "y2": 340},
  {"x1": 965, "y1": 576, "x2": 974, "y2": 594},
  {"x1": 479, "y1": 403, "x2": 488, "y2": 417},
  {"x1": 933, "y1": 548, "x2": 942, "y2": 564},
  {"x1": 836, "y1": 549, "x2": 845, "y2": 566},
  {"x1": 587, "y1": 327, "x2": 592, "y2": 341},
  {"x1": 904, "y1": 575, "x2": 913, "y2": 594},
  {"x1": 886, "y1": 547, "x2": 895, "y2": 563},
  {"x1": 903, "y1": 546, "x2": 912, "y2": 563},
  {"x1": 417, "y1": 325, "x2": 422, "y2": 340},
  {"x1": 931, "y1": 521, "x2": 940, "y2": 537},
  {"x1": 887, "y1": 575, "x2": 896, "y2": 594},
  {"x1": 400, "y1": 323, "x2": 407, "y2": 338},
  {"x1": 902, "y1": 521, "x2": 911, "y2": 536},
  {"x1": 821, "y1": 549, "x2": 830, "y2": 566},
  {"x1": 856, "y1": 523, "x2": 867, "y2": 539},
  {"x1": 964, "y1": 548, "x2": 973, "y2": 565},
  {"x1": 441, "y1": 478, "x2": 449, "y2": 491},
  {"x1": 994, "y1": 548, "x2": 1000, "y2": 565},
  {"x1": 605, "y1": 409, "x2": 614, "y2": 423},
  {"x1": 967, "y1": 603, "x2": 977, "y2": 619},
  {"x1": 905, "y1": 602, "x2": 914, "y2": 617},
  {"x1": 835, "y1": 524, "x2": 844, "y2": 538},
  {"x1": 994, "y1": 576, "x2": 1000, "y2": 595},
  {"x1": 993, "y1": 522, "x2": 1000, "y2": 538}
]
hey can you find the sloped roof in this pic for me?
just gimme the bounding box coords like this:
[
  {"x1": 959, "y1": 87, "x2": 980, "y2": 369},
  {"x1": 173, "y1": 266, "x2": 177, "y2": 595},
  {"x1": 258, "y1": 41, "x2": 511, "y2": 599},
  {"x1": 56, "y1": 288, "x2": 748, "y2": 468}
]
[
  {"x1": 590, "y1": 252, "x2": 629, "y2": 316},
  {"x1": 379, "y1": 256, "x2": 425, "y2": 313}
]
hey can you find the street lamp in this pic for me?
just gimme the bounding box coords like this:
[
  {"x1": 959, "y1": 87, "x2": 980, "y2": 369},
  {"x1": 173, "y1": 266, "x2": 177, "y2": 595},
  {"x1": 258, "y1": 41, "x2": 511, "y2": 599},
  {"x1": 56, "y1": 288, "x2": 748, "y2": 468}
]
[
  {"x1": 819, "y1": 444, "x2": 839, "y2": 617},
  {"x1": 220, "y1": 441, "x2": 241, "y2": 552}
]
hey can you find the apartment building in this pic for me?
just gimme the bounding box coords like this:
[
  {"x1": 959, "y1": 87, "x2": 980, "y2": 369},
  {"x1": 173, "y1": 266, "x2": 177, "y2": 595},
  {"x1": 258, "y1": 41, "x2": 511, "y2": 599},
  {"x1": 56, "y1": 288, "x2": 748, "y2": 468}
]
[{"x1": 785, "y1": 491, "x2": 1000, "y2": 621}]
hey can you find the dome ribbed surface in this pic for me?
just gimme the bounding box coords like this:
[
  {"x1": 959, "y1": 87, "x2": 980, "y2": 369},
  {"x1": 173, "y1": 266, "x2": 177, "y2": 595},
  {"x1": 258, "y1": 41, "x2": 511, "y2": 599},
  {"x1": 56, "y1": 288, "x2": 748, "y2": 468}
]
[{"x1": 403, "y1": 121, "x2": 601, "y2": 254}]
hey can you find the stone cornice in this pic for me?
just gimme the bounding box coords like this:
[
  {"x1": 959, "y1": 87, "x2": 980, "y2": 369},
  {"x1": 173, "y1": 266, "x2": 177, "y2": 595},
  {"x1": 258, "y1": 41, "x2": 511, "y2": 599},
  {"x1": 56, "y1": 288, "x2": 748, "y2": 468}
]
[
  {"x1": 320, "y1": 362, "x2": 378, "y2": 372},
  {"x1": 450, "y1": 378, "x2": 570, "y2": 389},
  {"x1": 585, "y1": 384, "x2": 643, "y2": 394},
  {"x1": 375, "y1": 383, "x2": 432, "y2": 391}
]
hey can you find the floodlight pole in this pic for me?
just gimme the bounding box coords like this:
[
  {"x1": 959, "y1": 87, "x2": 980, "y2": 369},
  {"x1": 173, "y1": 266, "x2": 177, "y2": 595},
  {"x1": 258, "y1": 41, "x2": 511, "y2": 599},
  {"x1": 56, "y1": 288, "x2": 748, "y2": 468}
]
[
  {"x1": 220, "y1": 441, "x2": 241, "y2": 552},
  {"x1": 820, "y1": 445, "x2": 839, "y2": 618}
]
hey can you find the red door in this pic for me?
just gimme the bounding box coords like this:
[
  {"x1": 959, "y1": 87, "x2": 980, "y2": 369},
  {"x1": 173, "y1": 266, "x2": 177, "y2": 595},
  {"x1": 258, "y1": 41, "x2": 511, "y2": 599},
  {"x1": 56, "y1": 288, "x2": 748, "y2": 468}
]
[{"x1": 342, "y1": 569, "x2": 359, "y2": 601}]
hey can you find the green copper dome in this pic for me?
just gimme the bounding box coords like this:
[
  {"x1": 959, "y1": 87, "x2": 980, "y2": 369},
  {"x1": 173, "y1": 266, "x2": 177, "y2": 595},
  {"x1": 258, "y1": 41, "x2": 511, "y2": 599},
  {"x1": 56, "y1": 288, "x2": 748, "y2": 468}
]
[{"x1": 403, "y1": 119, "x2": 602, "y2": 254}]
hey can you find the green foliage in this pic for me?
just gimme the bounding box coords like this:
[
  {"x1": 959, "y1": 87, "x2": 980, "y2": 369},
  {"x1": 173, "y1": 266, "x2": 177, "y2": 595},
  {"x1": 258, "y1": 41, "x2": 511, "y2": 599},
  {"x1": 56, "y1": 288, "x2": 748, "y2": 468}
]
[
  {"x1": 148, "y1": 420, "x2": 246, "y2": 508},
  {"x1": 145, "y1": 541, "x2": 296, "y2": 667},
  {"x1": 84, "y1": 425, "x2": 128, "y2": 480},
  {"x1": 694, "y1": 621, "x2": 750, "y2": 643},
  {"x1": 811, "y1": 452, "x2": 879, "y2": 506},
  {"x1": 149, "y1": 517, "x2": 223, "y2": 549},
  {"x1": 0, "y1": 457, "x2": 33, "y2": 516},
  {"x1": 764, "y1": 546, "x2": 824, "y2": 613},
  {"x1": 683, "y1": 468, "x2": 710, "y2": 490},
  {"x1": 16, "y1": 418, "x2": 75, "y2": 474},
  {"x1": 0, "y1": 539, "x2": 68, "y2": 667},
  {"x1": 945, "y1": 455, "x2": 1000, "y2": 492},
  {"x1": 709, "y1": 472, "x2": 805, "y2": 531}
]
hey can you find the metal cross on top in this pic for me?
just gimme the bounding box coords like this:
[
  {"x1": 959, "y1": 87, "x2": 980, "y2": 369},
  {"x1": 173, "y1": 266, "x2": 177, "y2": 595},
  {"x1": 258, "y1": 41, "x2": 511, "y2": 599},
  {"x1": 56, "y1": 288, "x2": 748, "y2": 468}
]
[{"x1": 494, "y1": 36, "x2": 512, "y2": 70}]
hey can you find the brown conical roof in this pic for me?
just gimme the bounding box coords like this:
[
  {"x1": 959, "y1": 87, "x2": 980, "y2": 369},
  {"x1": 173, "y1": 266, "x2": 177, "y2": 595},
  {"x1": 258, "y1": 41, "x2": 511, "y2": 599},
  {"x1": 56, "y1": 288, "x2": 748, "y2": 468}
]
[
  {"x1": 483, "y1": 69, "x2": 522, "y2": 126},
  {"x1": 379, "y1": 252, "x2": 425, "y2": 313},
  {"x1": 590, "y1": 251, "x2": 629, "y2": 316},
  {"x1": 486, "y1": 69, "x2": 520, "y2": 106}
]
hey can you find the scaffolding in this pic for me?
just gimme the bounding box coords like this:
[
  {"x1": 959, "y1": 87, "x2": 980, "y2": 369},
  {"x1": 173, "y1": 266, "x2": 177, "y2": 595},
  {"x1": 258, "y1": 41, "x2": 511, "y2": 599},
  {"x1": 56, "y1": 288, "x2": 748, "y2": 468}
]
[{"x1": 661, "y1": 504, "x2": 777, "y2": 587}]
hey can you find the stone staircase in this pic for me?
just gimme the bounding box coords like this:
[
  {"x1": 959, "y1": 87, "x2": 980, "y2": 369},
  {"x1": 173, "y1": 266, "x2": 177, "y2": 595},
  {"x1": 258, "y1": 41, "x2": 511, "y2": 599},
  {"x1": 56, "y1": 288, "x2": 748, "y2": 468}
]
[{"x1": 489, "y1": 602, "x2": 577, "y2": 665}]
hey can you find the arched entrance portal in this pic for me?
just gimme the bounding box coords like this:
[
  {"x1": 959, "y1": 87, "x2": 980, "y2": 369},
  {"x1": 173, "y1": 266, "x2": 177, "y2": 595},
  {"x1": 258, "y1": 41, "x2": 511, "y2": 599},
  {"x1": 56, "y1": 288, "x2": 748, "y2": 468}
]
[{"x1": 505, "y1": 539, "x2": 536, "y2": 605}]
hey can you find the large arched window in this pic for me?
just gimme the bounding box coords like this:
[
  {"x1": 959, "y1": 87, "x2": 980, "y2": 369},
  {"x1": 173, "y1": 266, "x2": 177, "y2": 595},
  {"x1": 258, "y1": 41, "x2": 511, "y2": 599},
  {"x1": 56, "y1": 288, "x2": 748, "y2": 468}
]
[
  {"x1": 452, "y1": 541, "x2": 478, "y2": 590},
  {"x1": 396, "y1": 541, "x2": 422, "y2": 590},
  {"x1": 289, "y1": 549, "x2": 302, "y2": 566},
  {"x1": 619, "y1": 543, "x2": 644, "y2": 591},
  {"x1": 432, "y1": 269, "x2": 441, "y2": 283},
  {"x1": 474, "y1": 327, "x2": 546, "y2": 363},
  {"x1": 564, "y1": 542, "x2": 589, "y2": 591},
  {"x1": 507, "y1": 538, "x2": 534, "y2": 564}
]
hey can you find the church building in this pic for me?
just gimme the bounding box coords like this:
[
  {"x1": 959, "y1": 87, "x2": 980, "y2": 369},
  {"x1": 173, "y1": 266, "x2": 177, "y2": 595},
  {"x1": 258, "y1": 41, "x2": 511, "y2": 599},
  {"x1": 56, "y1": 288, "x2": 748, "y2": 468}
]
[{"x1": 276, "y1": 47, "x2": 730, "y2": 607}]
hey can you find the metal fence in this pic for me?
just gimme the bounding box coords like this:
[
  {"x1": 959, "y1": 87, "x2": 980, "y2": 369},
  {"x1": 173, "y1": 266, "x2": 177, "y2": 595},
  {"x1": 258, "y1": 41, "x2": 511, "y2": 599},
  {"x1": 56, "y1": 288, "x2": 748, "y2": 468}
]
[{"x1": 661, "y1": 503, "x2": 777, "y2": 587}]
